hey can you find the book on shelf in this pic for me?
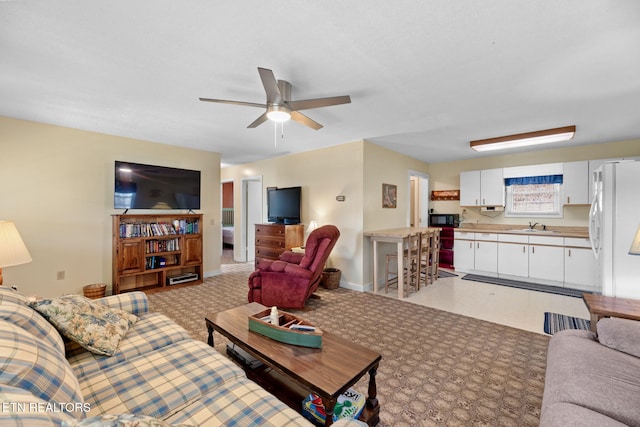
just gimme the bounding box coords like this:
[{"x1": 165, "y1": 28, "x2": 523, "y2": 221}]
[
  {"x1": 120, "y1": 220, "x2": 199, "y2": 238},
  {"x1": 145, "y1": 255, "x2": 178, "y2": 270},
  {"x1": 146, "y1": 239, "x2": 179, "y2": 253},
  {"x1": 173, "y1": 219, "x2": 199, "y2": 235}
]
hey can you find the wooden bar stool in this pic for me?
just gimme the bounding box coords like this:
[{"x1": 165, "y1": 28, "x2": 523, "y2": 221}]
[
  {"x1": 418, "y1": 230, "x2": 433, "y2": 288},
  {"x1": 429, "y1": 228, "x2": 441, "y2": 283},
  {"x1": 384, "y1": 232, "x2": 421, "y2": 296}
]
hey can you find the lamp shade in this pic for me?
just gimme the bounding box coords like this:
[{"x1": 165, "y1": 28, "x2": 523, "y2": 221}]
[
  {"x1": 630, "y1": 224, "x2": 640, "y2": 255},
  {"x1": 0, "y1": 221, "x2": 32, "y2": 268}
]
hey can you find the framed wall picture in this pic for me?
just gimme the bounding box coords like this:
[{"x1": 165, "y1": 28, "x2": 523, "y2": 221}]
[{"x1": 382, "y1": 183, "x2": 397, "y2": 208}]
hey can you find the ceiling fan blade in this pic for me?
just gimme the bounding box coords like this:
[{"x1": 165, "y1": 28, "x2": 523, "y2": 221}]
[
  {"x1": 199, "y1": 98, "x2": 266, "y2": 109},
  {"x1": 247, "y1": 112, "x2": 269, "y2": 128},
  {"x1": 289, "y1": 95, "x2": 351, "y2": 111},
  {"x1": 290, "y1": 111, "x2": 323, "y2": 130},
  {"x1": 257, "y1": 67, "x2": 282, "y2": 104}
]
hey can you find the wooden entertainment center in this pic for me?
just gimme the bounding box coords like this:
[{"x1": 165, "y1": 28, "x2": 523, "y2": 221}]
[{"x1": 112, "y1": 214, "x2": 203, "y2": 294}]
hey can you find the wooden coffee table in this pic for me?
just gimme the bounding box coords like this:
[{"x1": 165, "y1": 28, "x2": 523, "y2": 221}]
[{"x1": 205, "y1": 302, "x2": 381, "y2": 427}]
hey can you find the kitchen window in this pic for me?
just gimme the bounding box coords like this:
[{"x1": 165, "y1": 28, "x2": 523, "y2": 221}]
[{"x1": 504, "y1": 175, "x2": 563, "y2": 218}]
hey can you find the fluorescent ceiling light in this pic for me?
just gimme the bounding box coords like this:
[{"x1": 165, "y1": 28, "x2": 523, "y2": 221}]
[
  {"x1": 266, "y1": 104, "x2": 291, "y2": 122},
  {"x1": 470, "y1": 125, "x2": 576, "y2": 152}
]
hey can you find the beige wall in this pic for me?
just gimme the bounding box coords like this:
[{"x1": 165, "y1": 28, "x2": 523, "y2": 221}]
[
  {"x1": 0, "y1": 117, "x2": 221, "y2": 297},
  {"x1": 5, "y1": 113, "x2": 636, "y2": 296},
  {"x1": 429, "y1": 139, "x2": 640, "y2": 227},
  {"x1": 362, "y1": 142, "x2": 430, "y2": 286},
  {"x1": 222, "y1": 140, "x2": 366, "y2": 288},
  {"x1": 222, "y1": 140, "x2": 431, "y2": 290}
]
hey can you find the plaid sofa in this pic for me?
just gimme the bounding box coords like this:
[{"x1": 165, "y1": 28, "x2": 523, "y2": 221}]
[{"x1": 0, "y1": 287, "x2": 367, "y2": 426}]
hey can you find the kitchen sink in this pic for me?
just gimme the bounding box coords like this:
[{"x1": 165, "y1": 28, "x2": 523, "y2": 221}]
[{"x1": 515, "y1": 228, "x2": 560, "y2": 233}]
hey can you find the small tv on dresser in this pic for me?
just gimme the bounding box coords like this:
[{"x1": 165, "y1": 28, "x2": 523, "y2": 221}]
[{"x1": 267, "y1": 186, "x2": 301, "y2": 224}]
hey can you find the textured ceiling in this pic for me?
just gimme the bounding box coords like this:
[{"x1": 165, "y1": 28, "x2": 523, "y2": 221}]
[{"x1": 1, "y1": 1, "x2": 639, "y2": 165}]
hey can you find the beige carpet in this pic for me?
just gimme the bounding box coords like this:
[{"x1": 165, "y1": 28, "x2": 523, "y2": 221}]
[{"x1": 147, "y1": 263, "x2": 549, "y2": 427}]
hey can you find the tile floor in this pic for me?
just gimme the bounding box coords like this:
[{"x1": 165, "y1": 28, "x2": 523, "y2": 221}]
[
  {"x1": 221, "y1": 248, "x2": 590, "y2": 335},
  {"x1": 379, "y1": 269, "x2": 590, "y2": 335}
]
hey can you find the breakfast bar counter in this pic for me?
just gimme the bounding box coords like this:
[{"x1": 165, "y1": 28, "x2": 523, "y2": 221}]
[{"x1": 365, "y1": 227, "x2": 438, "y2": 299}]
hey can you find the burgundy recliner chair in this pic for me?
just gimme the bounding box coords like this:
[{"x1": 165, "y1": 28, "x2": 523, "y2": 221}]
[{"x1": 247, "y1": 225, "x2": 340, "y2": 309}]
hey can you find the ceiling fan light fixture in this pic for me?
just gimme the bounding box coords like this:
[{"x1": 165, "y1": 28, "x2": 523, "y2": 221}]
[
  {"x1": 266, "y1": 104, "x2": 291, "y2": 122},
  {"x1": 470, "y1": 125, "x2": 576, "y2": 152}
]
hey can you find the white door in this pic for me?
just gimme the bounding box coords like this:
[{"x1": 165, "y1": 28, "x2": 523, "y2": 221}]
[
  {"x1": 243, "y1": 178, "x2": 262, "y2": 263},
  {"x1": 419, "y1": 176, "x2": 429, "y2": 227},
  {"x1": 408, "y1": 170, "x2": 429, "y2": 227}
]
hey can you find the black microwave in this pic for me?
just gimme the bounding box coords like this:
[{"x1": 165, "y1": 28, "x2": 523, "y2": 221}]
[{"x1": 429, "y1": 214, "x2": 459, "y2": 227}]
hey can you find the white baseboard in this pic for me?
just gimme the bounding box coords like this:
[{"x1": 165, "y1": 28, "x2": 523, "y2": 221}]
[
  {"x1": 337, "y1": 280, "x2": 365, "y2": 292},
  {"x1": 205, "y1": 270, "x2": 222, "y2": 278}
]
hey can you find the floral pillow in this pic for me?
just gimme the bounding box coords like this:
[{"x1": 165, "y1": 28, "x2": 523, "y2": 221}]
[{"x1": 29, "y1": 294, "x2": 138, "y2": 356}]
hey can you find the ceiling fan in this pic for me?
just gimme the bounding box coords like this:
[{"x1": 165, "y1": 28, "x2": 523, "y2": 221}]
[{"x1": 199, "y1": 67, "x2": 351, "y2": 130}]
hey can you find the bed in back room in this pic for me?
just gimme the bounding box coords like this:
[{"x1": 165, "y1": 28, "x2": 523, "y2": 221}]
[{"x1": 222, "y1": 208, "x2": 234, "y2": 247}]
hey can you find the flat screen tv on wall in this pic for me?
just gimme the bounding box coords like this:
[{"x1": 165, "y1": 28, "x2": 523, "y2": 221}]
[
  {"x1": 267, "y1": 186, "x2": 301, "y2": 224},
  {"x1": 114, "y1": 161, "x2": 201, "y2": 210}
]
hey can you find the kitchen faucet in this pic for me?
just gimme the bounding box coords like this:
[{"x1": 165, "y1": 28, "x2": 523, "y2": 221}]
[{"x1": 528, "y1": 222, "x2": 539, "y2": 230}]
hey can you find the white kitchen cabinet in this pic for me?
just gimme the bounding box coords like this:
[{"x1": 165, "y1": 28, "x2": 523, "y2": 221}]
[
  {"x1": 562, "y1": 161, "x2": 589, "y2": 205},
  {"x1": 459, "y1": 171, "x2": 481, "y2": 206},
  {"x1": 564, "y1": 238, "x2": 598, "y2": 291},
  {"x1": 480, "y1": 169, "x2": 504, "y2": 206},
  {"x1": 473, "y1": 233, "x2": 498, "y2": 275},
  {"x1": 460, "y1": 168, "x2": 504, "y2": 206},
  {"x1": 497, "y1": 234, "x2": 529, "y2": 278},
  {"x1": 453, "y1": 231, "x2": 475, "y2": 272},
  {"x1": 528, "y1": 236, "x2": 564, "y2": 283}
]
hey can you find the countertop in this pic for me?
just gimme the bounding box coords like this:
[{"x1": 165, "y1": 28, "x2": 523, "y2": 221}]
[{"x1": 456, "y1": 224, "x2": 589, "y2": 239}]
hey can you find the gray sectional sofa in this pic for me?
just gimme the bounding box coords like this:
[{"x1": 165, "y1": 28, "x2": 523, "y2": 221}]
[
  {"x1": 541, "y1": 317, "x2": 640, "y2": 426},
  {"x1": 0, "y1": 286, "x2": 367, "y2": 426}
]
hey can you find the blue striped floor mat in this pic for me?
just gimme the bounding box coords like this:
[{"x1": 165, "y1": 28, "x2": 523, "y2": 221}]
[{"x1": 544, "y1": 312, "x2": 591, "y2": 335}]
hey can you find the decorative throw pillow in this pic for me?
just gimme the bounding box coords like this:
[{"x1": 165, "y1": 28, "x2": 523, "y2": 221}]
[{"x1": 29, "y1": 294, "x2": 138, "y2": 356}]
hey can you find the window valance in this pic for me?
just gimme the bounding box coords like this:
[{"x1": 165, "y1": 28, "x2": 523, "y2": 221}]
[{"x1": 504, "y1": 174, "x2": 563, "y2": 186}]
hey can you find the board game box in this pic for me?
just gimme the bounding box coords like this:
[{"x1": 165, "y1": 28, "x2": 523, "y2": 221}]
[{"x1": 302, "y1": 387, "x2": 365, "y2": 424}]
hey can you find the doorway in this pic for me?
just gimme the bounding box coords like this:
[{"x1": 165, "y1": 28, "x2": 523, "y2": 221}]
[
  {"x1": 241, "y1": 177, "x2": 262, "y2": 263},
  {"x1": 221, "y1": 180, "x2": 235, "y2": 264},
  {"x1": 408, "y1": 170, "x2": 429, "y2": 227}
]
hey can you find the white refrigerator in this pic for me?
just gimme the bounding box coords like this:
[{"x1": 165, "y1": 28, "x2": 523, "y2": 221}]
[{"x1": 589, "y1": 161, "x2": 640, "y2": 298}]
